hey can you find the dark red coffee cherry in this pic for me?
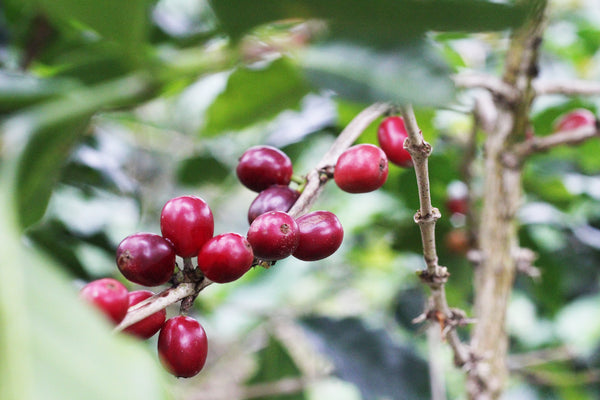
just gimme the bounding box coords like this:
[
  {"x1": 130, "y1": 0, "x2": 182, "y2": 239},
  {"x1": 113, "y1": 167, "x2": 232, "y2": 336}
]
[
  {"x1": 446, "y1": 197, "x2": 468, "y2": 216},
  {"x1": 247, "y1": 211, "x2": 299, "y2": 261},
  {"x1": 236, "y1": 145, "x2": 293, "y2": 192},
  {"x1": 123, "y1": 290, "x2": 166, "y2": 339},
  {"x1": 158, "y1": 315, "x2": 208, "y2": 378},
  {"x1": 80, "y1": 278, "x2": 129, "y2": 324},
  {"x1": 248, "y1": 185, "x2": 300, "y2": 224},
  {"x1": 116, "y1": 233, "x2": 176, "y2": 287},
  {"x1": 160, "y1": 196, "x2": 214, "y2": 258},
  {"x1": 293, "y1": 211, "x2": 344, "y2": 261},
  {"x1": 377, "y1": 116, "x2": 413, "y2": 168},
  {"x1": 554, "y1": 108, "x2": 596, "y2": 132},
  {"x1": 334, "y1": 144, "x2": 389, "y2": 193},
  {"x1": 198, "y1": 233, "x2": 254, "y2": 283}
]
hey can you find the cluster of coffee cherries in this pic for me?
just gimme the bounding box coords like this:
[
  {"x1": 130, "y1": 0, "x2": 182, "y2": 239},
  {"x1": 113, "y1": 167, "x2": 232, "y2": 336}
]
[{"x1": 78, "y1": 115, "x2": 413, "y2": 378}]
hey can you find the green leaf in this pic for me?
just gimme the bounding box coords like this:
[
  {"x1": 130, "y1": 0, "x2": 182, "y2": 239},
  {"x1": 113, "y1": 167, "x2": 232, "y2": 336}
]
[
  {"x1": 301, "y1": 316, "x2": 430, "y2": 400},
  {"x1": 203, "y1": 58, "x2": 310, "y2": 135},
  {"x1": 0, "y1": 161, "x2": 170, "y2": 400},
  {"x1": 0, "y1": 71, "x2": 79, "y2": 112},
  {"x1": 5, "y1": 73, "x2": 152, "y2": 229},
  {"x1": 16, "y1": 114, "x2": 91, "y2": 228},
  {"x1": 301, "y1": 39, "x2": 455, "y2": 106},
  {"x1": 209, "y1": 0, "x2": 527, "y2": 47},
  {"x1": 29, "y1": 0, "x2": 149, "y2": 52},
  {"x1": 246, "y1": 336, "x2": 306, "y2": 400},
  {"x1": 176, "y1": 152, "x2": 231, "y2": 185}
]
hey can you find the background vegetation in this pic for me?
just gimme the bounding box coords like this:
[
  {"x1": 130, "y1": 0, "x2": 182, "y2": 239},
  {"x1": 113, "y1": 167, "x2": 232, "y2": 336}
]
[{"x1": 1, "y1": 0, "x2": 600, "y2": 399}]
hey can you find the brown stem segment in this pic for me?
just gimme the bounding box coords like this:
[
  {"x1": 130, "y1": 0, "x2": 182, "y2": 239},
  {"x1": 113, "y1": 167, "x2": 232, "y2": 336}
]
[{"x1": 400, "y1": 105, "x2": 471, "y2": 368}]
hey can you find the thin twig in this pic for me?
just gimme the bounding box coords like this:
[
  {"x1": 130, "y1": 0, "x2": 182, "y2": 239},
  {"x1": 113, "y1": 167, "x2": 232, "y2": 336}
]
[
  {"x1": 115, "y1": 280, "x2": 211, "y2": 331},
  {"x1": 400, "y1": 104, "x2": 471, "y2": 367},
  {"x1": 455, "y1": 75, "x2": 600, "y2": 101},
  {"x1": 508, "y1": 346, "x2": 573, "y2": 370},
  {"x1": 534, "y1": 79, "x2": 600, "y2": 96},
  {"x1": 453, "y1": 72, "x2": 520, "y2": 103},
  {"x1": 509, "y1": 124, "x2": 599, "y2": 163}
]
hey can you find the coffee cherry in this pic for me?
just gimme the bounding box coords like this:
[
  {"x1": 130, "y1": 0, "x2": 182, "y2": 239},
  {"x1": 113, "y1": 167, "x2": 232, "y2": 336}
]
[
  {"x1": 446, "y1": 197, "x2": 468, "y2": 216},
  {"x1": 554, "y1": 108, "x2": 596, "y2": 132},
  {"x1": 236, "y1": 145, "x2": 293, "y2": 192},
  {"x1": 293, "y1": 211, "x2": 343, "y2": 261},
  {"x1": 247, "y1": 185, "x2": 300, "y2": 224},
  {"x1": 445, "y1": 229, "x2": 470, "y2": 255},
  {"x1": 158, "y1": 315, "x2": 208, "y2": 378},
  {"x1": 160, "y1": 196, "x2": 214, "y2": 258},
  {"x1": 80, "y1": 278, "x2": 129, "y2": 324},
  {"x1": 123, "y1": 290, "x2": 166, "y2": 339},
  {"x1": 377, "y1": 116, "x2": 413, "y2": 168},
  {"x1": 198, "y1": 233, "x2": 254, "y2": 283},
  {"x1": 334, "y1": 144, "x2": 389, "y2": 193},
  {"x1": 116, "y1": 233, "x2": 176, "y2": 287},
  {"x1": 247, "y1": 211, "x2": 299, "y2": 261}
]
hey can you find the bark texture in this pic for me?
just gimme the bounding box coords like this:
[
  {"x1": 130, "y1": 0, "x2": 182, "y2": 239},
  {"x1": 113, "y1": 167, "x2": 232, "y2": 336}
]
[{"x1": 467, "y1": 1, "x2": 548, "y2": 399}]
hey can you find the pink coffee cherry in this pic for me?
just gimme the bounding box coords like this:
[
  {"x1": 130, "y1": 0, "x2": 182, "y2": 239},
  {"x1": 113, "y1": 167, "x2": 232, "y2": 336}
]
[{"x1": 554, "y1": 109, "x2": 596, "y2": 132}]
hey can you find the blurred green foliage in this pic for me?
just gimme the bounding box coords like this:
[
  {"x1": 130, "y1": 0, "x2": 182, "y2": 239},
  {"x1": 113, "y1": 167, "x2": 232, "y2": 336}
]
[{"x1": 1, "y1": 0, "x2": 600, "y2": 399}]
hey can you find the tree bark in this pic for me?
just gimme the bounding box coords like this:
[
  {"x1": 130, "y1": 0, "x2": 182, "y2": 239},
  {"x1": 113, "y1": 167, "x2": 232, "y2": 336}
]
[{"x1": 467, "y1": 1, "x2": 548, "y2": 399}]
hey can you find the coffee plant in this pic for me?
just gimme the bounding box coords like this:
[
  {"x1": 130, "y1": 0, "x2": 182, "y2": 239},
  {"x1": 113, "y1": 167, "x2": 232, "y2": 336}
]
[{"x1": 2, "y1": 1, "x2": 600, "y2": 400}]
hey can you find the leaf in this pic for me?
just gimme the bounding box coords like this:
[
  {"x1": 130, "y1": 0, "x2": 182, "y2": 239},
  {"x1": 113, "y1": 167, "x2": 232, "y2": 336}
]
[
  {"x1": 246, "y1": 336, "x2": 306, "y2": 400},
  {"x1": 6, "y1": 73, "x2": 152, "y2": 229},
  {"x1": 0, "y1": 161, "x2": 170, "y2": 400},
  {"x1": 16, "y1": 114, "x2": 91, "y2": 228},
  {"x1": 0, "y1": 71, "x2": 79, "y2": 112},
  {"x1": 29, "y1": 0, "x2": 150, "y2": 52},
  {"x1": 301, "y1": 39, "x2": 455, "y2": 106},
  {"x1": 209, "y1": 0, "x2": 527, "y2": 47},
  {"x1": 203, "y1": 58, "x2": 310, "y2": 135},
  {"x1": 300, "y1": 316, "x2": 430, "y2": 400},
  {"x1": 176, "y1": 152, "x2": 231, "y2": 185}
]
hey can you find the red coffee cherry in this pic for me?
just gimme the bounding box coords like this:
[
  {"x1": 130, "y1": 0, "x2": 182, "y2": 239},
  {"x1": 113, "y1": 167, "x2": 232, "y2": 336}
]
[
  {"x1": 247, "y1": 185, "x2": 300, "y2": 224},
  {"x1": 334, "y1": 144, "x2": 389, "y2": 193},
  {"x1": 80, "y1": 278, "x2": 129, "y2": 325},
  {"x1": 160, "y1": 196, "x2": 214, "y2": 258},
  {"x1": 377, "y1": 116, "x2": 413, "y2": 168},
  {"x1": 158, "y1": 315, "x2": 208, "y2": 378},
  {"x1": 247, "y1": 211, "x2": 299, "y2": 261},
  {"x1": 293, "y1": 211, "x2": 344, "y2": 261},
  {"x1": 554, "y1": 108, "x2": 596, "y2": 132},
  {"x1": 236, "y1": 145, "x2": 293, "y2": 192},
  {"x1": 446, "y1": 197, "x2": 468, "y2": 216},
  {"x1": 116, "y1": 233, "x2": 176, "y2": 287},
  {"x1": 198, "y1": 233, "x2": 254, "y2": 283},
  {"x1": 123, "y1": 290, "x2": 166, "y2": 339}
]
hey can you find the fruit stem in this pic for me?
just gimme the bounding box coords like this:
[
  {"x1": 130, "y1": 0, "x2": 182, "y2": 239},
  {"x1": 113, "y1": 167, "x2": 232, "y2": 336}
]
[
  {"x1": 183, "y1": 257, "x2": 194, "y2": 272},
  {"x1": 291, "y1": 174, "x2": 306, "y2": 186}
]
